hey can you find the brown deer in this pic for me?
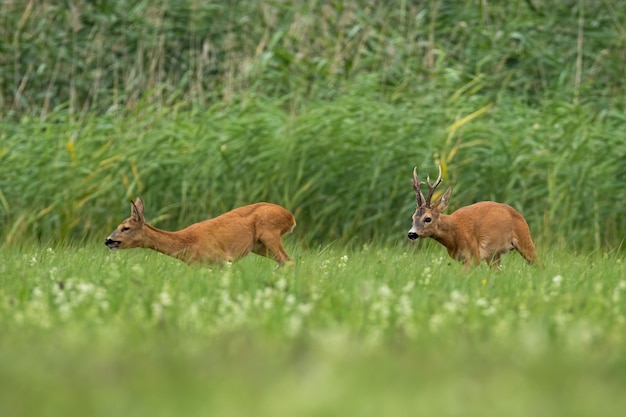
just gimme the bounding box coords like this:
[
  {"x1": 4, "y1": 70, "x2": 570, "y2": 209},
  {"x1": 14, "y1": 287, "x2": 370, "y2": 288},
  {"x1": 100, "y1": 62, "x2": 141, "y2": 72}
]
[
  {"x1": 105, "y1": 197, "x2": 296, "y2": 266},
  {"x1": 407, "y1": 166, "x2": 537, "y2": 268}
]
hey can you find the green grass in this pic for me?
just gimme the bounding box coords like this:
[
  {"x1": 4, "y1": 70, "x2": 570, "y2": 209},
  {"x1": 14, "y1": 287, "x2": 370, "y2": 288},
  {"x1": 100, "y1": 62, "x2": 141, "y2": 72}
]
[{"x1": 1, "y1": 243, "x2": 624, "y2": 416}]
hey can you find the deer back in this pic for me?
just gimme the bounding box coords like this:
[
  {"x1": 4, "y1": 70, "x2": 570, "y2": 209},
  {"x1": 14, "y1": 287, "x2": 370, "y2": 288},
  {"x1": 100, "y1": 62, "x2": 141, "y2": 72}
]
[{"x1": 181, "y1": 202, "x2": 296, "y2": 256}]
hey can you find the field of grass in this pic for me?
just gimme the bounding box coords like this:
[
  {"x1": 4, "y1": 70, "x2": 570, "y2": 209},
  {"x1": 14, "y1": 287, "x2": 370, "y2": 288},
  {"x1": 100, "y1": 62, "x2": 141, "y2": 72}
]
[
  {"x1": 1, "y1": 1, "x2": 624, "y2": 415},
  {"x1": 1, "y1": 243, "x2": 624, "y2": 416}
]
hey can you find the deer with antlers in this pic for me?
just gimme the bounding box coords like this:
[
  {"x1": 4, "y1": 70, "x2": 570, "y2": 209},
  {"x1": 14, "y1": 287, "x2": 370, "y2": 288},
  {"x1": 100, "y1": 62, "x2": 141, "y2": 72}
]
[
  {"x1": 105, "y1": 197, "x2": 296, "y2": 266},
  {"x1": 408, "y1": 166, "x2": 537, "y2": 268}
]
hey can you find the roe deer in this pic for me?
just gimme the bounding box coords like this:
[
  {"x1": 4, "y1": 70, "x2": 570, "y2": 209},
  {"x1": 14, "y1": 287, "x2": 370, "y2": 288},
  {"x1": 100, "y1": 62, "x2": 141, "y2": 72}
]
[
  {"x1": 407, "y1": 166, "x2": 537, "y2": 268},
  {"x1": 105, "y1": 197, "x2": 296, "y2": 265}
]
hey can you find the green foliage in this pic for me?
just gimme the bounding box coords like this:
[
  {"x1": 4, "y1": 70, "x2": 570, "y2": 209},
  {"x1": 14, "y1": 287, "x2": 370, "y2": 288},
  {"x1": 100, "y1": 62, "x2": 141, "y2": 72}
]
[
  {"x1": 2, "y1": 1, "x2": 625, "y2": 113},
  {"x1": 0, "y1": 245, "x2": 625, "y2": 416},
  {"x1": 0, "y1": 0, "x2": 624, "y2": 249},
  {"x1": 1, "y1": 88, "x2": 624, "y2": 249}
]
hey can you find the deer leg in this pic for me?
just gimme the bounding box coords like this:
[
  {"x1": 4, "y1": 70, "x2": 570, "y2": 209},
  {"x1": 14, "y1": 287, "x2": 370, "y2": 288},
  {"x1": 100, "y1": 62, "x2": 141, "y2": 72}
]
[
  {"x1": 255, "y1": 234, "x2": 292, "y2": 265},
  {"x1": 473, "y1": 246, "x2": 482, "y2": 266},
  {"x1": 252, "y1": 242, "x2": 269, "y2": 257},
  {"x1": 460, "y1": 247, "x2": 481, "y2": 269}
]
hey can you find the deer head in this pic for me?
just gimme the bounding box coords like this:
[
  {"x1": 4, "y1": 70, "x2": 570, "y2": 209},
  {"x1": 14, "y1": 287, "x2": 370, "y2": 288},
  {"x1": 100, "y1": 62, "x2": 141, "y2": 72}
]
[
  {"x1": 407, "y1": 166, "x2": 452, "y2": 240},
  {"x1": 105, "y1": 197, "x2": 147, "y2": 250}
]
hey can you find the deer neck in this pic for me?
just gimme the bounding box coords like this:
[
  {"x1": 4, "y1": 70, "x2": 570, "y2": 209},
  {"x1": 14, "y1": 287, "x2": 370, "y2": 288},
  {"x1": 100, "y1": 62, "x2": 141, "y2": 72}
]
[
  {"x1": 431, "y1": 214, "x2": 458, "y2": 249},
  {"x1": 143, "y1": 224, "x2": 193, "y2": 262}
]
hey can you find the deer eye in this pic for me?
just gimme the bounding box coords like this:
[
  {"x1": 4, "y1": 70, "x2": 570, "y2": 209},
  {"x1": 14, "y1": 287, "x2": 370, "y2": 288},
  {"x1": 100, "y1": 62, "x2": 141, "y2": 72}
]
[
  {"x1": 121, "y1": 226, "x2": 130, "y2": 232},
  {"x1": 424, "y1": 217, "x2": 432, "y2": 223}
]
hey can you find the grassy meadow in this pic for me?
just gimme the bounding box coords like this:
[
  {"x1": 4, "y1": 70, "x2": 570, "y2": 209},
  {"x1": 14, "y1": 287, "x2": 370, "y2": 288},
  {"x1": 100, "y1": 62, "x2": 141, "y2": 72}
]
[
  {"x1": 1, "y1": 0, "x2": 625, "y2": 416},
  {"x1": 1, "y1": 243, "x2": 625, "y2": 416}
]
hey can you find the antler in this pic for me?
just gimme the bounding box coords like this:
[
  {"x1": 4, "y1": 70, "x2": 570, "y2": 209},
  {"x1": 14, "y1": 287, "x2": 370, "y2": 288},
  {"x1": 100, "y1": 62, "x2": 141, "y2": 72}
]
[
  {"x1": 412, "y1": 167, "x2": 426, "y2": 207},
  {"x1": 425, "y1": 165, "x2": 443, "y2": 206},
  {"x1": 413, "y1": 166, "x2": 443, "y2": 207}
]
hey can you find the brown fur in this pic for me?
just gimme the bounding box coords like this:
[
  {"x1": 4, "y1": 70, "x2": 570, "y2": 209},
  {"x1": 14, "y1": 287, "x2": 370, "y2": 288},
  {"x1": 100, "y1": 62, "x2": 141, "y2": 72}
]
[{"x1": 105, "y1": 197, "x2": 296, "y2": 265}]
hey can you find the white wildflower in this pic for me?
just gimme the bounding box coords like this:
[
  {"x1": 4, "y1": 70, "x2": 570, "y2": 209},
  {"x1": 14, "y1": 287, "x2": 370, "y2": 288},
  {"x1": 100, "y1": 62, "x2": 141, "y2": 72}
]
[
  {"x1": 475, "y1": 298, "x2": 489, "y2": 308},
  {"x1": 276, "y1": 278, "x2": 288, "y2": 292},
  {"x1": 450, "y1": 290, "x2": 466, "y2": 302},
  {"x1": 58, "y1": 303, "x2": 71, "y2": 320},
  {"x1": 429, "y1": 314, "x2": 444, "y2": 332},
  {"x1": 94, "y1": 287, "x2": 107, "y2": 301},
  {"x1": 423, "y1": 266, "x2": 432, "y2": 278},
  {"x1": 78, "y1": 282, "x2": 95, "y2": 295},
  {"x1": 443, "y1": 301, "x2": 457, "y2": 313},
  {"x1": 285, "y1": 294, "x2": 296, "y2": 307},
  {"x1": 378, "y1": 284, "x2": 393, "y2": 298},
  {"x1": 159, "y1": 291, "x2": 172, "y2": 307},
  {"x1": 99, "y1": 300, "x2": 110, "y2": 312},
  {"x1": 396, "y1": 294, "x2": 413, "y2": 318},
  {"x1": 298, "y1": 303, "x2": 313, "y2": 316},
  {"x1": 554, "y1": 313, "x2": 568, "y2": 327},
  {"x1": 483, "y1": 306, "x2": 497, "y2": 316},
  {"x1": 443, "y1": 290, "x2": 468, "y2": 314},
  {"x1": 402, "y1": 281, "x2": 415, "y2": 294}
]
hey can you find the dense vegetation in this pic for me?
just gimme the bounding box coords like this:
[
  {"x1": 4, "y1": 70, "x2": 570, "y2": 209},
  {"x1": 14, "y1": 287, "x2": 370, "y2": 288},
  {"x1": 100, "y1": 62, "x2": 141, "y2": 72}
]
[{"x1": 1, "y1": 0, "x2": 624, "y2": 250}]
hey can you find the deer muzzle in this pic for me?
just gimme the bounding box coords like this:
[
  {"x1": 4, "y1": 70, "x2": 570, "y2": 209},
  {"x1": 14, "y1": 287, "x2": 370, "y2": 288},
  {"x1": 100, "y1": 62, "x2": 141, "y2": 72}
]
[{"x1": 104, "y1": 238, "x2": 121, "y2": 250}]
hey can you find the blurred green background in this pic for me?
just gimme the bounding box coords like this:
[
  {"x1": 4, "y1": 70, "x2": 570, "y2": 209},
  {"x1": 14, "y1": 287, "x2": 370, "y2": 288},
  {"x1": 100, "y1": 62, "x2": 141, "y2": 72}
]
[{"x1": 1, "y1": 0, "x2": 624, "y2": 250}]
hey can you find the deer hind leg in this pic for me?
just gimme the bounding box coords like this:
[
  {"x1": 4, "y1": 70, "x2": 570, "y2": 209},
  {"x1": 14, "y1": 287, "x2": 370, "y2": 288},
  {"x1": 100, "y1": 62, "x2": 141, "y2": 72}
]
[{"x1": 254, "y1": 234, "x2": 292, "y2": 265}]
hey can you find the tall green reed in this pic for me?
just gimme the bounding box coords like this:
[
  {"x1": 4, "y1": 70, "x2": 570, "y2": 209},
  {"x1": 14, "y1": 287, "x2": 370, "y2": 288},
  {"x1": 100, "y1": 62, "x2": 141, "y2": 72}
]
[{"x1": 1, "y1": 81, "x2": 623, "y2": 249}]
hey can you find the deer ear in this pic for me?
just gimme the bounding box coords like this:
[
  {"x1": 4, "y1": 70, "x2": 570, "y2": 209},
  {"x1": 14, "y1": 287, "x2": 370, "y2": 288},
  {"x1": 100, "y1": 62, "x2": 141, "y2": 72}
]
[
  {"x1": 434, "y1": 187, "x2": 452, "y2": 212},
  {"x1": 130, "y1": 197, "x2": 145, "y2": 223}
]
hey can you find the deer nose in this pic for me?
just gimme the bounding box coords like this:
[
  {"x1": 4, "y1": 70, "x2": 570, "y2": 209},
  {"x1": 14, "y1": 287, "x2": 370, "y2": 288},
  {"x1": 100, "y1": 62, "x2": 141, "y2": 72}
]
[{"x1": 407, "y1": 232, "x2": 419, "y2": 240}]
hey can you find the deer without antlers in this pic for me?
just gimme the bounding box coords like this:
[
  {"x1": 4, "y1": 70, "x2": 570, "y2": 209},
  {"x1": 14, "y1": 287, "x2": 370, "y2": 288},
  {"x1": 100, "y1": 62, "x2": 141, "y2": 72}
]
[
  {"x1": 408, "y1": 166, "x2": 537, "y2": 268},
  {"x1": 105, "y1": 197, "x2": 296, "y2": 266}
]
